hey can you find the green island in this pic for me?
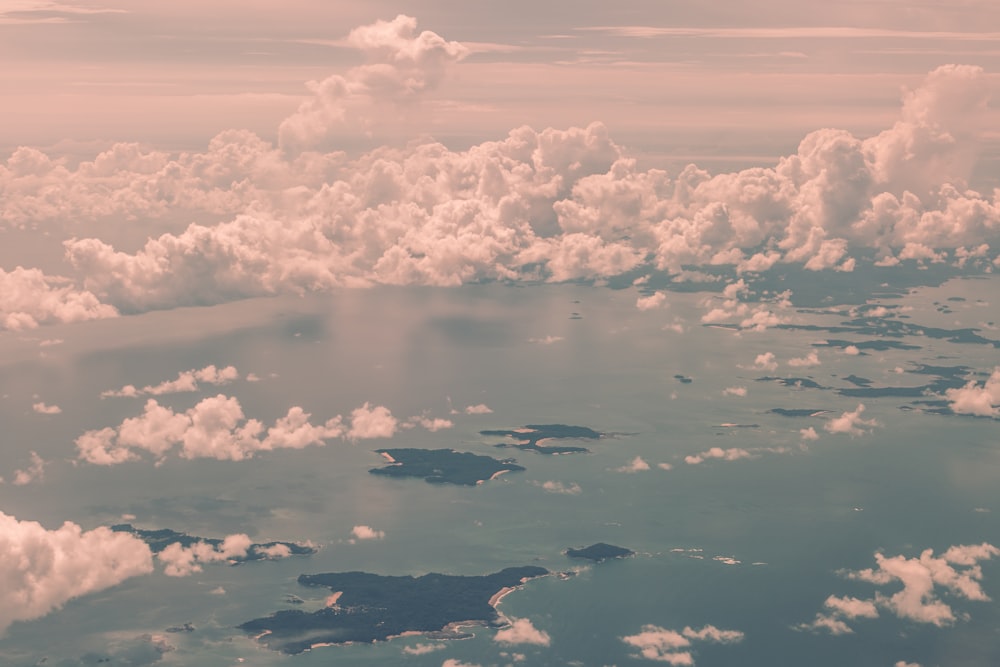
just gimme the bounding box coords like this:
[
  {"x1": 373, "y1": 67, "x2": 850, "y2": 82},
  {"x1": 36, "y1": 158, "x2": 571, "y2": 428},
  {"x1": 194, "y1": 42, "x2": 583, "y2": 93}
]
[
  {"x1": 238, "y1": 566, "x2": 549, "y2": 654},
  {"x1": 481, "y1": 423, "x2": 602, "y2": 454},
  {"x1": 111, "y1": 524, "x2": 317, "y2": 561},
  {"x1": 370, "y1": 448, "x2": 526, "y2": 485},
  {"x1": 565, "y1": 543, "x2": 635, "y2": 562}
]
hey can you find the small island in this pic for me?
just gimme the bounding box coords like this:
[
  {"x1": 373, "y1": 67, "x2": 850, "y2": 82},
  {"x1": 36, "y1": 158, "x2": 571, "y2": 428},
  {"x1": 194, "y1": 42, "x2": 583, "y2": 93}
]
[
  {"x1": 370, "y1": 448, "x2": 526, "y2": 486},
  {"x1": 111, "y1": 524, "x2": 317, "y2": 562},
  {"x1": 239, "y1": 566, "x2": 549, "y2": 654},
  {"x1": 481, "y1": 424, "x2": 602, "y2": 455},
  {"x1": 565, "y1": 543, "x2": 635, "y2": 563}
]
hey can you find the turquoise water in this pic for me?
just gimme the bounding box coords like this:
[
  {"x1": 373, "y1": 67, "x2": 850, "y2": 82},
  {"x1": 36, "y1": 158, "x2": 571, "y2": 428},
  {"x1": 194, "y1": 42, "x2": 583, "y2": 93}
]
[{"x1": 1, "y1": 277, "x2": 999, "y2": 666}]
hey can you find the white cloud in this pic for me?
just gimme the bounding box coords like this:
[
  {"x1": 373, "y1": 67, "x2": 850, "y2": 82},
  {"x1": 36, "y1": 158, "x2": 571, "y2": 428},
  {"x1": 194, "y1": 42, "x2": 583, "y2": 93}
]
[
  {"x1": 494, "y1": 618, "x2": 551, "y2": 646},
  {"x1": 800, "y1": 427, "x2": 819, "y2": 441},
  {"x1": 348, "y1": 402, "x2": 398, "y2": 440},
  {"x1": 0, "y1": 267, "x2": 117, "y2": 331},
  {"x1": 787, "y1": 351, "x2": 821, "y2": 368},
  {"x1": 803, "y1": 543, "x2": 999, "y2": 633},
  {"x1": 102, "y1": 365, "x2": 239, "y2": 398},
  {"x1": 636, "y1": 291, "x2": 668, "y2": 311},
  {"x1": 843, "y1": 345, "x2": 860, "y2": 356},
  {"x1": 158, "y1": 534, "x2": 252, "y2": 577},
  {"x1": 723, "y1": 386, "x2": 747, "y2": 397},
  {"x1": 464, "y1": 403, "x2": 493, "y2": 414},
  {"x1": 622, "y1": 624, "x2": 743, "y2": 664},
  {"x1": 824, "y1": 403, "x2": 878, "y2": 436},
  {"x1": 945, "y1": 367, "x2": 1000, "y2": 417},
  {"x1": 12, "y1": 451, "x2": 46, "y2": 486},
  {"x1": 617, "y1": 456, "x2": 651, "y2": 473},
  {"x1": 75, "y1": 395, "x2": 356, "y2": 464},
  {"x1": 32, "y1": 401, "x2": 61, "y2": 414},
  {"x1": 403, "y1": 643, "x2": 446, "y2": 655},
  {"x1": 752, "y1": 352, "x2": 778, "y2": 371},
  {"x1": 529, "y1": 335, "x2": 564, "y2": 344},
  {"x1": 406, "y1": 415, "x2": 454, "y2": 432},
  {"x1": 0, "y1": 512, "x2": 153, "y2": 632},
  {"x1": 684, "y1": 447, "x2": 754, "y2": 465},
  {"x1": 350, "y1": 525, "x2": 385, "y2": 541},
  {"x1": 534, "y1": 480, "x2": 582, "y2": 495}
]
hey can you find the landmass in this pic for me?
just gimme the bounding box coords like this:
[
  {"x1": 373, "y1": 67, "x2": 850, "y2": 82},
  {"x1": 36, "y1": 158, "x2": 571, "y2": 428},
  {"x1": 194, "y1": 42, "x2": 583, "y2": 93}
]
[
  {"x1": 674, "y1": 374, "x2": 694, "y2": 384},
  {"x1": 111, "y1": 524, "x2": 317, "y2": 561},
  {"x1": 481, "y1": 423, "x2": 602, "y2": 454},
  {"x1": 239, "y1": 566, "x2": 549, "y2": 654},
  {"x1": 370, "y1": 448, "x2": 526, "y2": 485},
  {"x1": 565, "y1": 543, "x2": 635, "y2": 562},
  {"x1": 757, "y1": 377, "x2": 828, "y2": 389},
  {"x1": 768, "y1": 408, "x2": 830, "y2": 418}
]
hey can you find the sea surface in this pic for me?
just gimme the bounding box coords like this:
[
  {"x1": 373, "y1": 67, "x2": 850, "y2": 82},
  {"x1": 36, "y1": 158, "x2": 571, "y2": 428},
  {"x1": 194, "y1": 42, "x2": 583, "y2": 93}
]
[{"x1": 1, "y1": 273, "x2": 999, "y2": 666}]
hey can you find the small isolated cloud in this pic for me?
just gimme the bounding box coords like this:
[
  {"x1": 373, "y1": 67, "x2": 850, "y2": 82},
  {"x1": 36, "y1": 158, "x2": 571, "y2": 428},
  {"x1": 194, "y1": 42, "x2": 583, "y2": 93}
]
[
  {"x1": 102, "y1": 365, "x2": 239, "y2": 398},
  {"x1": 351, "y1": 525, "x2": 385, "y2": 541},
  {"x1": 32, "y1": 401, "x2": 61, "y2": 414},
  {"x1": 534, "y1": 480, "x2": 582, "y2": 495},
  {"x1": 636, "y1": 291, "x2": 668, "y2": 311},
  {"x1": 622, "y1": 624, "x2": 744, "y2": 664},
  {"x1": 406, "y1": 415, "x2": 454, "y2": 432},
  {"x1": 895, "y1": 662, "x2": 921, "y2": 667},
  {"x1": 945, "y1": 367, "x2": 1000, "y2": 417},
  {"x1": 529, "y1": 335, "x2": 564, "y2": 345},
  {"x1": 617, "y1": 456, "x2": 650, "y2": 473},
  {"x1": 442, "y1": 660, "x2": 483, "y2": 667},
  {"x1": 158, "y1": 534, "x2": 252, "y2": 577},
  {"x1": 12, "y1": 451, "x2": 46, "y2": 486},
  {"x1": 347, "y1": 403, "x2": 398, "y2": 440},
  {"x1": 723, "y1": 386, "x2": 747, "y2": 397},
  {"x1": 403, "y1": 643, "x2": 446, "y2": 655},
  {"x1": 0, "y1": 512, "x2": 153, "y2": 632},
  {"x1": 210, "y1": 586, "x2": 227, "y2": 595},
  {"x1": 800, "y1": 427, "x2": 819, "y2": 441},
  {"x1": 843, "y1": 345, "x2": 861, "y2": 356},
  {"x1": 824, "y1": 403, "x2": 878, "y2": 436},
  {"x1": 787, "y1": 351, "x2": 821, "y2": 368},
  {"x1": 0, "y1": 266, "x2": 117, "y2": 332},
  {"x1": 752, "y1": 352, "x2": 778, "y2": 371},
  {"x1": 494, "y1": 618, "x2": 551, "y2": 646},
  {"x1": 685, "y1": 447, "x2": 764, "y2": 465},
  {"x1": 464, "y1": 403, "x2": 493, "y2": 414},
  {"x1": 800, "y1": 543, "x2": 999, "y2": 634}
]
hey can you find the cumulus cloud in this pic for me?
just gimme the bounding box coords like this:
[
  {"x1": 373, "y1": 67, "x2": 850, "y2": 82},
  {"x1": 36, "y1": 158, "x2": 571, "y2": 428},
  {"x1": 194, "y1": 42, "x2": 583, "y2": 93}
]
[
  {"x1": 752, "y1": 352, "x2": 778, "y2": 371},
  {"x1": 12, "y1": 451, "x2": 46, "y2": 486},
  {"x1": 621, "y1": 624, "x2": 744, "y2": 665},
  {"x1": 1, "y1": 61, "x2": 996, "y2": 320},
  {"x1": 636, "y1": 291, "x2": 668, "y2": 310},
  {"x1": 824, "y1": 403, "x2": 878, "y2": 436},
  {"x1": 723, "y1": 386, "x2": 747, "y2": 397},
  {"x1": 403, "y1": 643, "x2": 446, "y2": 655},
  {"x1": 278, "y1": 15, "x2": 469, "y2": 152},
  {"x1": 0, "y1": 266, "x2": 116, "y2": 331},
  {"x1": 529, "y1": 335, "x2": 564, "y2": 344},
  {"x1": 102, "y1": 365, "x2": 239, "y2": 398},
  {"x1": 350, "y1": 525, "x2": 385, "y2": 541},
  {"x1": 158, "y1": 534, "x2": 252, "y2": 577},
  {"x1": 534, "y1": 480, "x2": 582, "y2": 495},
  {"x1": 73, "y1": 394, "x2": 379, "y2": 464},
  {"x1": 494, "y1": 618, "x2": 551, "y2": 646},
  {"x1": 32, "y1": 401, "x2": 61, "y2": 414},
  {"x1": 464, "y1": 403, "x2": 493, "y2": 414},
  {"x1": 405, "y1": 415, "x2": 454, "y2": 432},
  {"x1": 802, "y1": 543, "x2": 999, "y2": 634},
  {"x1": 800, "y1": 427, "x2": 819, "y2": 441},
  {"x1": 684, "y1": 446, "x2": 789, "y2": 465},
  {"x1": 617, "y1": 456, "x2": 651, "y2": 473},
  {"x1": 945, "y1": 367, "x2": 1000, "y2": 417},
  {"x1": 787, "y1": 351, "x2": 821, "y2": 368},
  {"x1": 0, "y1": 512, "x2": 154, "y2": 633}
]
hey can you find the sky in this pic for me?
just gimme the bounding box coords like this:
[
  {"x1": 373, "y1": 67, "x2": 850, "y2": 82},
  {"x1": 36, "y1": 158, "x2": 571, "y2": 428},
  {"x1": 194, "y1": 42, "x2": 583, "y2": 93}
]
[{"x1": 3, "y1": 1, "x2": 1000, "y2": 665}]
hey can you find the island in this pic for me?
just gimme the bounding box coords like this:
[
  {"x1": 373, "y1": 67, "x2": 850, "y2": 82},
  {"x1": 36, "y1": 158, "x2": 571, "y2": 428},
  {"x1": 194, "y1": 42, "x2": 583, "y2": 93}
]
[
  {"x1": 756, "y1": 376, "x2": 828, "y2": 389},
  {"x1": 111, "y1": 524, "x2": 317, "y2": 562},
  {"x1": 565, "y1": 543, "x2": 635, "y2": 562},
  {"x1": 239, "y1": 566, "x2": 549, "y2": 654},
  {"x1": 768, "y1": 408, "x2": 830, "y2": 418},
  {"x1": 369, "y1": 448, "x2": 526, "y2": 486},
  {"x1": 481, "y1": 424, "x2": 602, "y2": 454}
]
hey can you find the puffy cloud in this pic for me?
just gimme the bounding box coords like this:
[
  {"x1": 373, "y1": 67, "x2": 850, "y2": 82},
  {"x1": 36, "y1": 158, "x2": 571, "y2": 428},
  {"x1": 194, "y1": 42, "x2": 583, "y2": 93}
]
[
  {"x1": 752, "y1": 352, "x2": 778, "y2": 371},
  {"x1": 158, "y1": 533, "x2": 252, "y2": 577},
  {"x1": 636, "y1": 291, "x2": 668, "y2": 311},
  {"x1": 493, "y1": 618, "x2": 551, "y2": 646},
  {"x1": 403, "y1": 643, "x2": 446, "y2": 655},
  {"x1": 787, "y1": 351, "x2": 821, "y2": 368},
  {"x1": 12, "y1": 451, "x2": 46, "y2": 486},
  {"x1": 534, "y1": 480, "x2": 582, "y2": 495},
  {"x1": 278, "y1": 15, "x2": 469, "y2": 152},
  {"x1": 406, "y1": 415, "x2": 454, "y2": 432},
  {"x1": 347, "y1": 402, "x2": 398, "y2": 440},
  {"x1": 824, "y1": 403, "x2": 878, "y2": 436},
  {"x1": 685, "y1": 447, "x2": 754, "y2": 465},
  {"x1": 945, "y1": 367, "x2": 1000, "y2": 417},
  {"x1": 803, "y1": 543, "x2": 999, "y2": 634},
  {"x1": 621, "y1": 624, "x2": 744, "y2": 665},
  {"x1": 0, "y1": 512, "x2": 154, "y2": 632},
  {"x1": 800, "y1": 427, "x2": 819, "y2": 441},
  {"x1": 350, "y1": 525, "x2": 385, "y2": 541},
  {"x1": 32, "y1": 401, "x2": 61, "y2": 414},
  {"x1": 75, "y1": 395, "x2": 359, "y2": 464},
  {"x1": 0, "y1": 266, "x2": 117, "y2": 331},
  {"x1": 617, "y1": 456, "x2": 651, "y2": 473},
  {"x1": 102, "y1": 365, "x2": 240, "y2": 398},
  {"x1": 723, "y1": 386, "x2": 747, "y2": 397},
  {"x1": 464, "y1": 403, "x2": 493, "y2": 414}
]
